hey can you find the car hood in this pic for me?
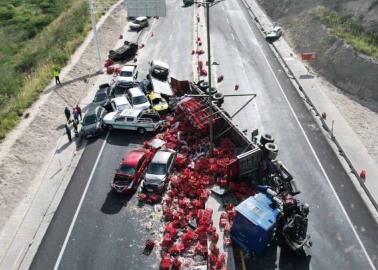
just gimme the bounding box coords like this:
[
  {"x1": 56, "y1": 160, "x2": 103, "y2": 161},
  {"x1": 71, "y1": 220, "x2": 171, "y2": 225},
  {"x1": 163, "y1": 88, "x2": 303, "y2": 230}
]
[
  {"x1": 134, "y1": 102, "x2": 150, "y2": 110},
  {"x1": 82, "y1": 123, "x2": 98, "y2": 132},
  {"x1": 117, "y1": 76, "x2": 133, "y2": 82},
  {"x1": 153, "y1": 102, "x2": 168, "y2": 111},
  {"x1": 104, "y1": 112, "x2": 117, "y2": 122},
  {"x1": 144, "y1": 174, "x2": 165, "y2": 184},
  {"x1": 129, "y1": 22, "x2": 140, "y2": 27}
]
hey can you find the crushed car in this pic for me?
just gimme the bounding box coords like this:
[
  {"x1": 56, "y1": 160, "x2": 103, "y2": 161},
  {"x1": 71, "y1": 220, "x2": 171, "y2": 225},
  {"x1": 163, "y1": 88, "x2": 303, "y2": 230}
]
[
  {"x1": 102, "y1": 109, "x2": 164, "y2": 134},
  {"x1": 142, "y1": 149, "x2": 176, "y2": 194},
  {"x1": 108, "y1": 41, "x2": 138, "y2": 62},
  {"x1": 112, "y1": 149, "x2": 153, "y2": 194},
  {"x1": 80, "y1": 105, "x2": 106, "y2": 139}
]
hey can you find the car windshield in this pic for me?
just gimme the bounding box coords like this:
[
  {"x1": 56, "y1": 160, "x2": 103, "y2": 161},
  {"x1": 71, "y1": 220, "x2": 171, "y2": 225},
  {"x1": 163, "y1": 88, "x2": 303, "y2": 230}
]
[
  {"x1": 152, "y1": 98, "x2": 162, "y2": 105},
  {"x1": 154, "y1": 66, "x2": 168, "y2": 73},
  {"x1": 94, "y1": 93, "x2": 107, "y2": 102},
  {"x1": 133, "y1": 95, "x2": 148, "y2": 105},
  {"x1": 120, "y1": 71, "x2": 133, "y2": 77},
  {"x1": 119, "y1": 164, "x2": 136, "y2": 175},
  {"x1": 147, "y1": 163, "x2": 166, "y2": 175},
  {"x1": 117, "y1": 104, "x2": 131, "y2": 111},
  {"x1": 83, "y1": 114, "x2": 97, "y2": 126}
]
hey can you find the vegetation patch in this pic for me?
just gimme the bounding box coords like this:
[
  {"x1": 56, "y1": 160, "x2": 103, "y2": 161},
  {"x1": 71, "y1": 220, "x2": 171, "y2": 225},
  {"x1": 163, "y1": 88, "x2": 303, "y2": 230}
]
[
  {"x1": 313, "y1": 7, "x2": 378, "y2": 61},
  {"x1": 0, "y1": 0, "x2": 115, "y2": 140}
]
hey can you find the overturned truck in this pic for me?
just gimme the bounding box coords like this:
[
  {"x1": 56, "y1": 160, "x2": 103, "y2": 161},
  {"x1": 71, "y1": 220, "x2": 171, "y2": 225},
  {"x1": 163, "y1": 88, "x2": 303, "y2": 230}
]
[{"x1": 171, "y1": 79, "x2": 311, "y2": 255}]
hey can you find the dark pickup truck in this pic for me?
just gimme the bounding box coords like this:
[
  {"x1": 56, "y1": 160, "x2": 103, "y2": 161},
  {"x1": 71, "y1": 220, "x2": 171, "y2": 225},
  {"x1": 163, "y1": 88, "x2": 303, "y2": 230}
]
[{"x1": 108, "y1": 41, "x2": 138, "y2": 62}]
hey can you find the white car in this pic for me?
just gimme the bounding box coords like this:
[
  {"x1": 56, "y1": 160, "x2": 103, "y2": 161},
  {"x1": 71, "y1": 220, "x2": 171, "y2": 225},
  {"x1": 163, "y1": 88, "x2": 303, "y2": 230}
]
[
  {"x1": 127, "y1": 87, "x2": 151, "y2": 110},
  {"x1": 110, "y1": 96, "x2": 132, "y2": 112},
  {"x1": 103, "y1": 109, "x2": 164, "y2": 134},
  {"x1": 116, "y1": 65, "x2": 138, "y2": 88},
  {"x1": 129, "y1": 17, "x2": 149, "y2": 31}
]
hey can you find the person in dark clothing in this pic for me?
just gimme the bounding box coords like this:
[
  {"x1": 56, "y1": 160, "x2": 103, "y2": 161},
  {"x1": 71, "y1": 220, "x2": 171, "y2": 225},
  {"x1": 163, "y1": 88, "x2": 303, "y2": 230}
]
[
  {"x1": 75, "y1": 104, "x2": 82, "y2": 120},
  {"x1": 72, "y1": 120, "x2": 79, "y2": 137},
  {"x1": 73, "y1": 108, "x2": 79, "y2": 122},
  {"x1": 65, "y1": 124, "x2": 72, "y2": 142},
  {"x1": 64, "y1": 107, "x2": 71, "y2": 122}
]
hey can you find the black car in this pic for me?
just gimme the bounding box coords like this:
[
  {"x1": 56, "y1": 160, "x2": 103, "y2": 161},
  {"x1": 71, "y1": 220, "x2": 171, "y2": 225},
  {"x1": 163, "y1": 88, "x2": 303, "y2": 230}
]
[
  {"x1": 93, "y1": 84, "x2": 112, "y2": 111},
  {"x1": 108, "y1": 41, "x2": 138, "y2": 62}
]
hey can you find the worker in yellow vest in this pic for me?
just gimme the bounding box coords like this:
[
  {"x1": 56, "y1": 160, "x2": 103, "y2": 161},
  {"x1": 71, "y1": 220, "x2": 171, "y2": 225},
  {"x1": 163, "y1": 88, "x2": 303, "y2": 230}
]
[{"x1": 53, "y1": 68, "x2": 61, "y2": 85}]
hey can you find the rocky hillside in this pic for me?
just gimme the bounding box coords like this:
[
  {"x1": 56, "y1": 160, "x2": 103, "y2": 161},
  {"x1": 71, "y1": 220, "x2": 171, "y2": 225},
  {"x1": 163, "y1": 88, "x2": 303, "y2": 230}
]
[{"x1": 257, "y1": 0, "x2": 378, "y2": 101}]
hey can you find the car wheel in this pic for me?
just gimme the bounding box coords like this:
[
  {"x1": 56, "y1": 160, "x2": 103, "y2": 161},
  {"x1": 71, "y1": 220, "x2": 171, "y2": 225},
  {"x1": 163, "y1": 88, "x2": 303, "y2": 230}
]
[
  {"x1": 205, "y1": 87, "x2": 217, "y2": 95},
  {"x1": 107, "y1": 124, "x2": 113, "y2": 130},
  {"x1": 137, "y1": 127, "x2": 146, "y2": 134}
]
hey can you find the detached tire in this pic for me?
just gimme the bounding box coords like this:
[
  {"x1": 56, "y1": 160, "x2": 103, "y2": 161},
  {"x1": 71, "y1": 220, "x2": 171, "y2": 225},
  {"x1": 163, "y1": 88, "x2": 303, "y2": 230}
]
[{"x1": 138, "y1": 127, "x2": 146, "y2": 134}]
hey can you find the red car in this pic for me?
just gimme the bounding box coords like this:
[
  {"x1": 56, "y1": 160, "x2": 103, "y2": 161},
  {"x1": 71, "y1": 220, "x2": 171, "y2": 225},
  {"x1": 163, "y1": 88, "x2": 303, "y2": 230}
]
[{"x1": 112, "y1": 149, "x2": 152, "y2": 194}]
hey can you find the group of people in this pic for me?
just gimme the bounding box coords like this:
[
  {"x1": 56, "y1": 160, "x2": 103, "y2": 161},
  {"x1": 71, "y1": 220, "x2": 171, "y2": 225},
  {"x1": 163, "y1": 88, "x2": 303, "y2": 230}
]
[{"x1": 64, "y1": 105, "x2": 82, "y2": 142}]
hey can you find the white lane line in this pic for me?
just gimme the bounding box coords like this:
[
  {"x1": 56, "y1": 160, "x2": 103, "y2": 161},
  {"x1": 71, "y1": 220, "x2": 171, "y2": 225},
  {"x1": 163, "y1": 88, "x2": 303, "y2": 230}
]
[
  {"x1": 254, "y1": 27, "x2": 377, "y2": 270},
  {"x1": 53, "y1": 132, "x2": 110, "y2": 270},
  {"x1": 222, "y1": 5, "x2": 225, "y2": 10},
  {"x1": 226, "y1": 18, "x2": 230, "y2": 25},
  {"x1": 231, "y1": 33, "x2": 235, "y2": 40},
  {"x1": 169, "y1": 34, "x2": 173, "y2": 41}
]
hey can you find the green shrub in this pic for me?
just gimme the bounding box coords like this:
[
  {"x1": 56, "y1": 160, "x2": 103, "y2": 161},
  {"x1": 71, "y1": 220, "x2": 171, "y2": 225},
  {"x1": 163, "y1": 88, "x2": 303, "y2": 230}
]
[{"x1": 313, "y1": 7, "x2": 378, "y2": 60}]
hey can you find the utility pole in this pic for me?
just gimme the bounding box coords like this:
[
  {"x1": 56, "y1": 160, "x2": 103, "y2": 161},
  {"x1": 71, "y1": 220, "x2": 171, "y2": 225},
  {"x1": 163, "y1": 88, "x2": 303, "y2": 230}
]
[
  {"x1": 89, "y1": 0, "x2": 102, "y2": 71},
  {"x1": 205, "y1": 1, "x2": 214, "y2": 156}
]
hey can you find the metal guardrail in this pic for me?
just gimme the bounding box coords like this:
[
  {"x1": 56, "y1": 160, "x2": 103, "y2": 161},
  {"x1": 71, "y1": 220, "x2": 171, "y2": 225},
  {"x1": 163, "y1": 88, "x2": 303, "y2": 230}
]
[{"x1": 239, "y1": 0, "x2": 378, "y2": 213}]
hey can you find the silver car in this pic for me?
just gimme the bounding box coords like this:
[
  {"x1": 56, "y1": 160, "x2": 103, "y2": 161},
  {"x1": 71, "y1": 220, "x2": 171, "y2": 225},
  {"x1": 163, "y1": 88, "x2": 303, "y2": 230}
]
[
  {"x1": 142, "y1": 149, "x2": 176, "y2": 194},
  {"x1": 80, "y1": 105, "x2": 106, "y2": 138},
  {"x1": 129, "y1": 17, "x2": 149, "y2": 31}
]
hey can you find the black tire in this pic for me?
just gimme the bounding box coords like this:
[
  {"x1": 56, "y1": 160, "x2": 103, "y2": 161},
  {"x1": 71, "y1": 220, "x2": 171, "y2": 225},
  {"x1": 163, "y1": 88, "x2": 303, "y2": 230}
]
[
  {"x1": 264, "y1": 142, "x2": 279, "y2": 160},
  {"x1": 106, "y1": 124, "x2": 113, "y2": 130},
  {"x1": 197, "y1": 80, "x2": 209, "y2": 91},
  {"x1": 137, "y1": 127, "x2": 146, "y2": 134},
  {"x1": 212, "y1": 92, "x2": 224, "y2": 106},
  {"x1": 260, "y1": 133, "x2": 274, "y2": 145},
  {"x1": 205, "y1": 87, "x2": 217, "y2": 95}
]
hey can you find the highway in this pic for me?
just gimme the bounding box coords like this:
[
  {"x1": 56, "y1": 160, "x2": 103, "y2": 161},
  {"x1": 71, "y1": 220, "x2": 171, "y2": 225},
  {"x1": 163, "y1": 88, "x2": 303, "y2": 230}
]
[
  {"x1": 30, "y1": 0, "x2": 378, "y2": 269},
  {"x1": 30, "y1": 0, "x2": 193, "y2": 269},
  {"x1": 211, "y1": 0, "x2": 378, "y2": 269}
]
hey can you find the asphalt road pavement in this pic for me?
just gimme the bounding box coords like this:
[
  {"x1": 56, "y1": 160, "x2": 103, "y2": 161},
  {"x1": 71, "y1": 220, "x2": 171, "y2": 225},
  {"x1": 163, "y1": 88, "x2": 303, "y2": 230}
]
[
  {"x1": 211, "y1": 0, "x2": 378, "y2": 269},
  {"x1": 31, "y1": 1, "x2": 193, "y2": 269}
]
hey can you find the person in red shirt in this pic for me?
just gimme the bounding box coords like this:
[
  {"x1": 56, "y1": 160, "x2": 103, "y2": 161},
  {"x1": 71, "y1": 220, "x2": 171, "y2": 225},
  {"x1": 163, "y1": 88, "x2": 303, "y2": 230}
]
[{"x1": 75, "y1": 104, "x2": 82, "y2": 120}]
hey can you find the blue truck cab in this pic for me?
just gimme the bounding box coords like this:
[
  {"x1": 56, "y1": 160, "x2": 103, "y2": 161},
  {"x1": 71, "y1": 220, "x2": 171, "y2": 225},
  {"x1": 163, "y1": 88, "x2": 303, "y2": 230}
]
[{"x1": 231, "y1": 193, "x2": 281, "y2": 255}]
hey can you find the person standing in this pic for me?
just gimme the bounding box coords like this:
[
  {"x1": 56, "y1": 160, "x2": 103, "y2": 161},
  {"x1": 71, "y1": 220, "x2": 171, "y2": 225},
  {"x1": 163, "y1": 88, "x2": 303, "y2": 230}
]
[
  {"x1": 75, "y1": 104, "x2": 82, "y2": 120},
  {"x1": 53, "y1": 68, "x2": 61, "y2": 85},
  {"x1": 72, "y1": 120, "x2": 79, "y2": 137},
  {"x1": 65, "y1": 124, "x2": 72, "y2": 142},
  {"x1": 64, "y1": 107, "x2": 71, "y2": 122},
  {"x1": 73, "y1": 107, "x2": 79, "y2": 123}
]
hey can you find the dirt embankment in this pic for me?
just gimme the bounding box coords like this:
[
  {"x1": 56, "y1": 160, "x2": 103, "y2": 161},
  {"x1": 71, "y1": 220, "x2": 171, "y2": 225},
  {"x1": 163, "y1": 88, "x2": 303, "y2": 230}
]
[{"x1": 256, "y1": 0, "x2": 378, "y2": 101}]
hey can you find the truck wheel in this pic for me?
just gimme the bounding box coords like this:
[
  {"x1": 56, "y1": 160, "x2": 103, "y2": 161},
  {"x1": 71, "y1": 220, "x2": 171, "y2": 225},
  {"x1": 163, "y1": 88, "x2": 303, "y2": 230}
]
[
  {"x1": 137, "y1": 127, "x2": 146, "y2": 134},
  {"x1": 212, "y1": 92, "x2": 224, "y2": 106},
  {"x1": 205, "y1": 87, "x2": 217, "y2": 95},
  {"x1": 260, "y1": 133, "x2": 274, "y2": 145},
  {"x1": 197, "y1": 80, "x2": 209, "y2": 91}
]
